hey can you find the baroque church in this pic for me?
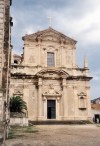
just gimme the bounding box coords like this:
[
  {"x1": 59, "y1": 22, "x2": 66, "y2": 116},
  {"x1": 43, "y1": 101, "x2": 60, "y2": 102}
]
[{"x1": 10, "y1": 27, "x2": 92, "y2": 121}]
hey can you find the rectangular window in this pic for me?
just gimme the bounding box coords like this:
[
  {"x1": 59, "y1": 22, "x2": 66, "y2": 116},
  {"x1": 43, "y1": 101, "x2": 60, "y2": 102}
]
[{"x1": 47, "y1": 52, "x2": 55, "y2": 67}]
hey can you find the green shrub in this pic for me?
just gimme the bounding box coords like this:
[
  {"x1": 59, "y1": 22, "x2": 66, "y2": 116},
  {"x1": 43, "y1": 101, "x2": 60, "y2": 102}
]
[{"x1": 10, "y1": 96, "x2": 27, "y2": 113}]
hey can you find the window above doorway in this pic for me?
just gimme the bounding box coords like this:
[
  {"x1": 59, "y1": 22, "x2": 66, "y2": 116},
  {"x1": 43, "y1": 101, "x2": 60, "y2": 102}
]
[{"x1": 47, "y1": 52, "x2": 55, "y2": 67}]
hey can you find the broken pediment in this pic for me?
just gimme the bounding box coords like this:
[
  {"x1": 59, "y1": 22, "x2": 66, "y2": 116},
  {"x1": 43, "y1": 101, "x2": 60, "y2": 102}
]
[
  {"x1": 36, "y1": 69, "x2": 69, "y2": 78},
  {"x1": 22, "y1": 27, "x2": 77, "y2": 44},
  {"x1": 77, "y1": 92, "x2": 87, "y2": 97}
]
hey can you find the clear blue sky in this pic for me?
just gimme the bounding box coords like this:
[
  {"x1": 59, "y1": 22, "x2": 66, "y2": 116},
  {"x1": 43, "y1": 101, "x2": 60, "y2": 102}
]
[{"x1": 11, "y1": 0, "x2": 100, "y2": 99}]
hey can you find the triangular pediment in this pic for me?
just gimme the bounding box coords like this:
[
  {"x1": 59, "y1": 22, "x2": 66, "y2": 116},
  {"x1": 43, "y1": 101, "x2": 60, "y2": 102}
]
[{"x1": 22, "y1": 27, "x2": 77, "y2": 44}]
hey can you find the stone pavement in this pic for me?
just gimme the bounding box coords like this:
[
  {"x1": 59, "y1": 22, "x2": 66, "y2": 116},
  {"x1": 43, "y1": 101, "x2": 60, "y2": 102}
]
[{"x1": 5, "y1": 124, "x2": 100, "y2": 146}]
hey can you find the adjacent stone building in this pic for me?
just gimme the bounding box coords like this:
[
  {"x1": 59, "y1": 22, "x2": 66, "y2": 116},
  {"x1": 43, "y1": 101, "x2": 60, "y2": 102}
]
[
  {"x1": 91, "y1": 97, "x2": 100, "y2": 123},
  {"x1": 10, "y1": 27, "x2": 92, "y2": 122},
  {"x1": 0, "y1": 0, "x2": 12, "y2": 121}
]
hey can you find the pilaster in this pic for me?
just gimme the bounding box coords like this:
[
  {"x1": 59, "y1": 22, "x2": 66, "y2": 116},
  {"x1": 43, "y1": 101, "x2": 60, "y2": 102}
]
[
  {"x1": 56, "y1": 97, "x2": 60, "y2": 120},
  {"x1": 73, "y1": 85, "x2": 78, "y2": 118},
  {"x1": 62, "y1": 77, "x2": 68, "y2": 119},
  {"x1": 43, "y1": 96, "x2": 47, "y2": 120},
  {"x1": 86, "y1": 86, "x2": 92, "y2": 119},
  {"x1": 38, "y1": 77, "x2": 43, "y2": 120},
  {"x1": 38, "y1": 39, "x2": 41, "y2": 66},
  {"x1": 60, "y1": 40, "x2": 65, "y2": 67}
]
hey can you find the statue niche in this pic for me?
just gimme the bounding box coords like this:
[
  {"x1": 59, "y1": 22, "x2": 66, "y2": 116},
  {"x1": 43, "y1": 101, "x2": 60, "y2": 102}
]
[{"x1": 78, "y1": 92, "x2": 87, "y2": 110}]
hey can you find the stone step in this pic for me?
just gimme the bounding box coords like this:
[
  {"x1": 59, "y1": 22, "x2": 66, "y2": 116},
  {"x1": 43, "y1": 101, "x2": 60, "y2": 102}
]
[{"x1": 29, "y1": 120, "x2": 92, "y2": 125}]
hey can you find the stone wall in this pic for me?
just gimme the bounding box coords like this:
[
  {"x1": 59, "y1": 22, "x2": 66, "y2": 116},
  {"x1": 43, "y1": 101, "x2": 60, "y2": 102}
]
[
  {"x1": 0, "y1": 0, "x2": 11, "y2": 121},
  {"x1": 10, "y1": 118, "x2": 28, "y2": 126},
  {"x1": 0, "y1": 0, "x2": 11, "y2": 90},
  {"x1": 2, "y1": 0, "x2": 11, "y2": 93},
  {"x1": 0, "y1": 0, "x2": 4, "y2": 88}
]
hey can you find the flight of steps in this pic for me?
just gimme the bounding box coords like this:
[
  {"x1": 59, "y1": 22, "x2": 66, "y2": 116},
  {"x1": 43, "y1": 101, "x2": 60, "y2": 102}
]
[
  {"x1": 29, "y1": 120, "x2": 92, "y2": 125},
  {"x1": 0, "y1": 0, "x2": 4, "y2": 85}
]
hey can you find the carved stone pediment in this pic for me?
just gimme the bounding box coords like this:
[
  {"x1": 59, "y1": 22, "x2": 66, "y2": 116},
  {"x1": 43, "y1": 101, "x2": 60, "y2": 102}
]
[
  {"x1": 22, "y1": 27, "x2": 77, "y2": 44},
  {"x1": 77, "y1": 92, "x2": 87, "y2": 98},
  {"x1": 36, "y1": 68, "x2": 69, "y2": 78}
]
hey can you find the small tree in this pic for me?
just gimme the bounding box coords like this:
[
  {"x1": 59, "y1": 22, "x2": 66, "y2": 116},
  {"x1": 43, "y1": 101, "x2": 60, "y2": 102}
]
[{"x1": 10, "y1": 96, "x2": 27, "y2": 113}]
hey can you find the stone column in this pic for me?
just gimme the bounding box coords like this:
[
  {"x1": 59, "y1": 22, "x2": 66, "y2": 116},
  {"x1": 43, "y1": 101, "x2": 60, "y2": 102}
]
[
  {"x1": 56, "y1": 97, "x2": 60, "y2": 120},
  {"x1": 43, "y1": 48, "x2": 47, "y2": 67},
  {"x1": 38, "y1": 77, "x2": 43, "y2": 120},
  {"x1": 38, "y1": 39, "x2": 41, "y2": 66},
  {"x1": 60, "y1": 44, "x2": 64, "y2": 67},
  {"x1": 43, "y1": 96, "x2": 47, "y2": 120},
  {"x1": 62, "y1": 77, "x2": 67, "y2": 119}
]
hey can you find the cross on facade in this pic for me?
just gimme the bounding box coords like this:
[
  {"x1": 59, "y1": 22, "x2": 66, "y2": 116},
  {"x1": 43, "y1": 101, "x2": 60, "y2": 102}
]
[{"x1": 48, "y1": 16, "x2": 53, "y2": 27}]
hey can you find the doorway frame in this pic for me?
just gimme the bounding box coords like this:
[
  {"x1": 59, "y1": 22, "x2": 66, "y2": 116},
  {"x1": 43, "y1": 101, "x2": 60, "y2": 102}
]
[
  {"x1": 47, "y1": 99, "x2": 56, "y2": 119},
  {"x1": 43, "y1": 96, "x2": 61, "y2": 120}
]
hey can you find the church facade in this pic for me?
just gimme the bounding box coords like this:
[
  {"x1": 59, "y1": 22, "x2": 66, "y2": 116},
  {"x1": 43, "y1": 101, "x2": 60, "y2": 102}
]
[{"x1": 10, "y1": 27, "x2": 92, "y2": 121}]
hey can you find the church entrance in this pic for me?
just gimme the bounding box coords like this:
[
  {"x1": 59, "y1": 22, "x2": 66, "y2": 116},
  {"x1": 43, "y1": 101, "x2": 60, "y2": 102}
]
[{"x1": 47, "y1": 100, "x2": 56, "y2": 119}]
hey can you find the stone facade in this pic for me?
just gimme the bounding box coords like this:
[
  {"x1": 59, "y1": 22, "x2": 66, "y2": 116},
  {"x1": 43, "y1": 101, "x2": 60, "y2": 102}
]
[
  {"x1": 10, "y1": 27, "x2": 92, "y2": 121},
  {"x1": 0, "y1": 0, "x2": 12, "y2": 121}
]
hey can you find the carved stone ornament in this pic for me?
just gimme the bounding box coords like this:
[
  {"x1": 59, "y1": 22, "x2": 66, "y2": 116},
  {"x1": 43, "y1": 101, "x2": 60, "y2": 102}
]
[
  {"x1": 14, "y1": 89, "x2": 23, "y2": 94},
  {"x1": 77, "y1": 92, "x2": 86, "y2": 97},
  {"x1": 36, "y1": 68, "x2": 69, "y2": 77},
  {"x1": 13, "y1": 89, "x2": 23, "y2": 97},
  {"x1": 43, "y1": 84, "x2": 61, "y2": 97},
  {"x1": 57, "y1": 97, "x2": 61, "y2": 101}
]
